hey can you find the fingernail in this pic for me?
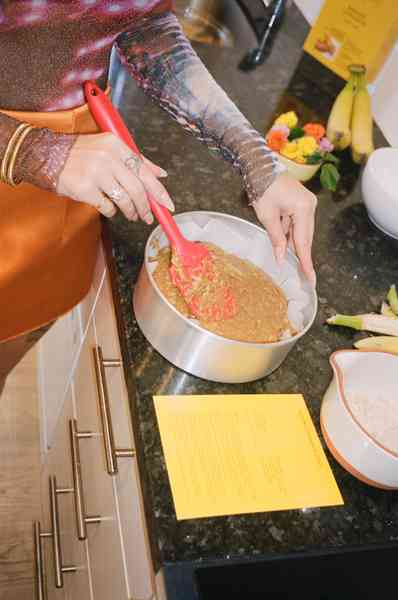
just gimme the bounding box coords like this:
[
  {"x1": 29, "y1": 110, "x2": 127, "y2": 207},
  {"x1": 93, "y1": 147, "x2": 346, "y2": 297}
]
[
  {"x1": 275, "y1": 246, "x2": 285, "y2": 265},
  {"x1": 145, "y1": 213, "x2": 154, "y2": 225},
  {"x1": 158, "y1": 168, "x2": 168, "y2": 178},
  {"x1": 163, "y1": 194, "x2": 175, "y2": 212}
]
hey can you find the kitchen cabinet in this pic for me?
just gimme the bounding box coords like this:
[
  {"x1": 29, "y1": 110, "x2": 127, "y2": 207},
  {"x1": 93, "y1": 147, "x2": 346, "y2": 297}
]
[
  {"x1": 38, "y1": 242, "x2": 107, "y2": 456},
  {"x1": 93, "y1": 270, "x2": 155, "y2": 600},
  {"x1": 36, "y1": 242, "x2": 157, "y2": 600},
  {"x1": 72, "y1": 320, "x2": 129, "y2": 600}
]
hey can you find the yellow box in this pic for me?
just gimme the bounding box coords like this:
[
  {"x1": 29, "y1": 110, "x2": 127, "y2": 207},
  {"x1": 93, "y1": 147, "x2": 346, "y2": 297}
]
[{"x1": 304, "y1": 0, "x2": 398, "y2": 82}]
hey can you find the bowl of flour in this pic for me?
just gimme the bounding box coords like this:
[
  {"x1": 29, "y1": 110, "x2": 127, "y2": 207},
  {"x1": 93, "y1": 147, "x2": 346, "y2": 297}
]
[{"x1": 320, "y1": 350, "x2": 398, "y2": 490}]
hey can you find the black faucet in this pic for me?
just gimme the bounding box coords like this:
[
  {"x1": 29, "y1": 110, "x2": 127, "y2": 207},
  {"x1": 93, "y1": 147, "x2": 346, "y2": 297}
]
[{"x1": 236, "y1": 0, "x2": 286, "y2": 71}]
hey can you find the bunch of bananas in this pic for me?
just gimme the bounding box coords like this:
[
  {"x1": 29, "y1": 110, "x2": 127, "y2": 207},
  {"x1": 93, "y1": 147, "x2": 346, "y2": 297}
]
[{"x1": 326, "y1": 64, "x2": 374, "y2": 164}]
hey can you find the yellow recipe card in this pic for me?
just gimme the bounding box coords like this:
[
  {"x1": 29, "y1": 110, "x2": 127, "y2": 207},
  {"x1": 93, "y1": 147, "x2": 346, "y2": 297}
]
[{"x1": 154, "y1": 394, "x2": 343, "y2": 520}]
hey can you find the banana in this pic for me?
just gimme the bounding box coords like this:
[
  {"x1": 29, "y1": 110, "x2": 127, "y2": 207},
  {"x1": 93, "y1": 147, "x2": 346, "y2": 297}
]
[
  {"x1": 354, "y1": 336, "x2": 398, "y2": 354},
  {"x1": 381, "y1": 301, "x2": 398, "y2": 319},
  {"x1": 350, "y1": 67, "x2": 374, "y2": 164},
  {"x1": 387, "y1": 284, "x2": 398, "y2": 315},
  {"x1": 326, "y1": 71, "x2": 357, "y2": 150}
]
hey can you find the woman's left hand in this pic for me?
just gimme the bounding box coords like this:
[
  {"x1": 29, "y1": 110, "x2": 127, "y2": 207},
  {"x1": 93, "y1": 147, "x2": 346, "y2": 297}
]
[{"x1": 252, "y1": 172, "x2": 317, "y2": 286}]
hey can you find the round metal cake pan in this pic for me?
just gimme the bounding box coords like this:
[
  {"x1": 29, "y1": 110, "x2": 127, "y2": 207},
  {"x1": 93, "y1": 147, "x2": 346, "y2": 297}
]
[{"x1": 133, "y1": 212, "x2": 318, "y2": 383}]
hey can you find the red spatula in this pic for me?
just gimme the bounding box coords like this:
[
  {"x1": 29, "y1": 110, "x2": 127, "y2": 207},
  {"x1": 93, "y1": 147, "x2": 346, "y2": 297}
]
[{"x1": 84, "y1": 81, "x2": 236, "y2": 321}]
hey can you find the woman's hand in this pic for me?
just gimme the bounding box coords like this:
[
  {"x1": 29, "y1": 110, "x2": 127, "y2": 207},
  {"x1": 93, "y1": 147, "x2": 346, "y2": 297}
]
[
  {"x1": 57, "y1": 132, "x2": 174, "y2": 223},
  {"x1": 252, "y1": 172, "x2": 317, "y2": 286}
]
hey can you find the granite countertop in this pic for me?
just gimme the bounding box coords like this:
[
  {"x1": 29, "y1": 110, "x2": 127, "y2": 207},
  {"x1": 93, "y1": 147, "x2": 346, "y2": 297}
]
[{"x1": 105, "y1": 2, "x2": 398, "y2": 574}]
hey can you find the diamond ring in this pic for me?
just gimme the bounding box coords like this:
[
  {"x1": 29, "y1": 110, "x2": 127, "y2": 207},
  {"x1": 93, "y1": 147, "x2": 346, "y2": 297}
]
[
  {"x1": 125, "y1": 154, "x2": 142, "y2": 177},
  {"x1": 108, "y1": 187, "x2": 125, "y2": 203}
]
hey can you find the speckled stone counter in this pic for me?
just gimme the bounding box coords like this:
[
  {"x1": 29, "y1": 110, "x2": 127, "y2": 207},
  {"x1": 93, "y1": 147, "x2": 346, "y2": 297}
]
[{"x1": 104, "y1": 4, "x2": 398, "y2": 597}]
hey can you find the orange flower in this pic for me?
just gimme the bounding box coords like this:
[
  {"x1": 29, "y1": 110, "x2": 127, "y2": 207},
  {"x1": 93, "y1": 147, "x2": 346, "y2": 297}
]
[
  {"x1": 303, "y1": 123, "x2": 325, "y2": 142},
  {"x1": 266, "y1": 129, "x2": 288, "y2": 152}
]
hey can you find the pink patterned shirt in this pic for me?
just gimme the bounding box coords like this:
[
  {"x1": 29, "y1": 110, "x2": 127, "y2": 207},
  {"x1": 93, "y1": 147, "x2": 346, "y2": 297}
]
[{"x1": 0, "y1": 0, "x2": 276, "y2": 202}]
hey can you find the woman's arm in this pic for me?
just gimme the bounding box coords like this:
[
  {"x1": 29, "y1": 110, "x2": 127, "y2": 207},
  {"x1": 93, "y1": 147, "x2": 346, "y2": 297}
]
[
  {"x1": 115, "y1": 11, "x2": 279, "y2": 205},
  {"x1": 0, "y1": 111, "x2": 173, "y2": 222},
  {"x1": 0, "y1": 112, "x2": 76, "y2": 191},
  {"x1": 115, "y1": 11, "x2": 317, "y2": 283}
]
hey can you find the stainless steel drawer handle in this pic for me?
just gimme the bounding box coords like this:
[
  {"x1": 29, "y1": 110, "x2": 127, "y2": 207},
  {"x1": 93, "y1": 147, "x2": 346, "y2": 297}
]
[
  {"x1": 34, "y1": 521, "x2": 50, "y2": 600},
  {"x1": 69, "y1": 418, "x2": 103, "y2": 540},
  {"x1": 49, "y1": 475, "x2": 77, "y2": 588},
  {"x1": 35, "y1": 466, "x2": 103, "y2": 598},
  {"x1": 93, "y1": 345, "x2": 135, "y2": 475}
]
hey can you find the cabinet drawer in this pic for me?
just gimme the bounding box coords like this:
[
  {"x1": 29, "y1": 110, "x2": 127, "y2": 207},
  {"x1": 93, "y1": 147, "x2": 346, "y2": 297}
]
[
  {"x1": 73, "y1": 321, "x2": 128, "y2": 600},
  {"x1": 94, "y1": 271, "x2": 155, "y2": 599}
]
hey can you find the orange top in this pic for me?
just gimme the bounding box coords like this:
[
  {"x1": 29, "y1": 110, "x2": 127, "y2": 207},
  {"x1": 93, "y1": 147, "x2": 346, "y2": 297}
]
[{"x1": 0, "y1": 103, "x2": 101, "y2": 342}]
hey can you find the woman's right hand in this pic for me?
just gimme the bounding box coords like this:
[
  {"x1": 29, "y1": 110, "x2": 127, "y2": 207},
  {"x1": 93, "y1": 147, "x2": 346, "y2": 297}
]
[{"x1": 57, "y1": 132, "x2": 174, "y2": 223}]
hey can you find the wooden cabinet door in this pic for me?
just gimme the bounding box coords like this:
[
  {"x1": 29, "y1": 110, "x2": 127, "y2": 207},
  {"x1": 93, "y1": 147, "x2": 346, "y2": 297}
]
[
  {"x1": 94, "y1": 272, "x2": 155, "y2": 600},
  {"x1": 73, "y1": 321, "x2": 128, "y2": 600}
]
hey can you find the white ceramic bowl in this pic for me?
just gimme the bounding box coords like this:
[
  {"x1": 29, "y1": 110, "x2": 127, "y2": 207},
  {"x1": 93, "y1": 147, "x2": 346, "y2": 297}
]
[
  {"x1": 277, "y1": 153, "x2": 321, "y2": 182},
  {"x1": 321, "y1": 350, "x2": 398, "y2": 490},
  {"x1": 361, "y1": 147, "x2": 398, "y2": 237}
]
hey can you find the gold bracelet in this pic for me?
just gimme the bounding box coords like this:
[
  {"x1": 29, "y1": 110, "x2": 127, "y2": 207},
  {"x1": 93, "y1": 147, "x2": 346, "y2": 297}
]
[
  {"x1": 0, "y1": 123, "x2": 30, "y2": 184},
  {"x1": 7, "y1": 125, "x2": 34, "y2": 187}
]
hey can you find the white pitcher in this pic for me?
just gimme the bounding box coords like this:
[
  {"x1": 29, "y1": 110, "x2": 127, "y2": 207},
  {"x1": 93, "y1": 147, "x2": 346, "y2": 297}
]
[{"x1": 321, "y1": 349, "x2": 398, "y2": 490}]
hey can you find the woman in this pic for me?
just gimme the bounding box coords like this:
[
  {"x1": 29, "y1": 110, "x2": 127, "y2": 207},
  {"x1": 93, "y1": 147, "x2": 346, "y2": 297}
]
[{"x1": 0, "y1": 1, "x2": 316, "y2": 394}]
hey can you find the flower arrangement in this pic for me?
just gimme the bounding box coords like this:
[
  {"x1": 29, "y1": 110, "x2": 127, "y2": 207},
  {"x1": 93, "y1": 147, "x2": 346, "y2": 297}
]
[{"x1": 266, "y1": 111, "x2": 340, "y2": 191}]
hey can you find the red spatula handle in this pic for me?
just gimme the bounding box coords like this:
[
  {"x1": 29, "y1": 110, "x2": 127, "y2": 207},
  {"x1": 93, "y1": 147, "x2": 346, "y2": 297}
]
[{"x1": 84, "y1": 81, "x2": 182, "y2": 248}]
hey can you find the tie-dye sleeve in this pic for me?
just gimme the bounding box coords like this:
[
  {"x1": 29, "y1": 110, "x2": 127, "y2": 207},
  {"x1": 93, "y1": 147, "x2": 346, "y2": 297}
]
[
  {"x1": 0, "y1": 112, "x2": 76, "y2": 192},
  {"x1": 115, "y1": 11, "x2": 282, "y2": 205}
]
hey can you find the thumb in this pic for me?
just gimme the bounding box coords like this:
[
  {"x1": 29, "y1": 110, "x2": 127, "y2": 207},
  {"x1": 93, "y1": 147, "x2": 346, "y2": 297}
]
[
  {"x1": 255, "y1": 203, "x2": 287, "y2": 265},
  {"x1": 142, "y1": 155, "x2": 168, "y2": 178}
]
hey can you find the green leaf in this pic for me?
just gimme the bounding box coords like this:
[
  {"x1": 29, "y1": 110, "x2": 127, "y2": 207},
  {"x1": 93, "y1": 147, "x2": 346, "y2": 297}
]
[
  {"x1": 323, "y1": 152, "x2": 340, "y2": 165},
  {"x1": 320, "y1": 163, "x2": 340, "y2": 191},
  {"x1": 306, "y1": 151, "x2": 323, "y2": 165},
  {"x1": 288, "y1": 127, "x2": 305, "y2": 141}
]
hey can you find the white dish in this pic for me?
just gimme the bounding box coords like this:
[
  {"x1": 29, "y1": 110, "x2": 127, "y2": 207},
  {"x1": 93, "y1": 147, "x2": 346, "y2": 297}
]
[
  {"x1": 361, "y1": 147, "x2": 398, "y2": 238},
  {"x1": 321, "y1": 350, "x2": 398, "y2": 490},
  {"x1": 277, "y1": 153, "x2": 321, "y2": 182},
  {"x1": 368, "y1": 213, "x2": 398, "y2": 245}
]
